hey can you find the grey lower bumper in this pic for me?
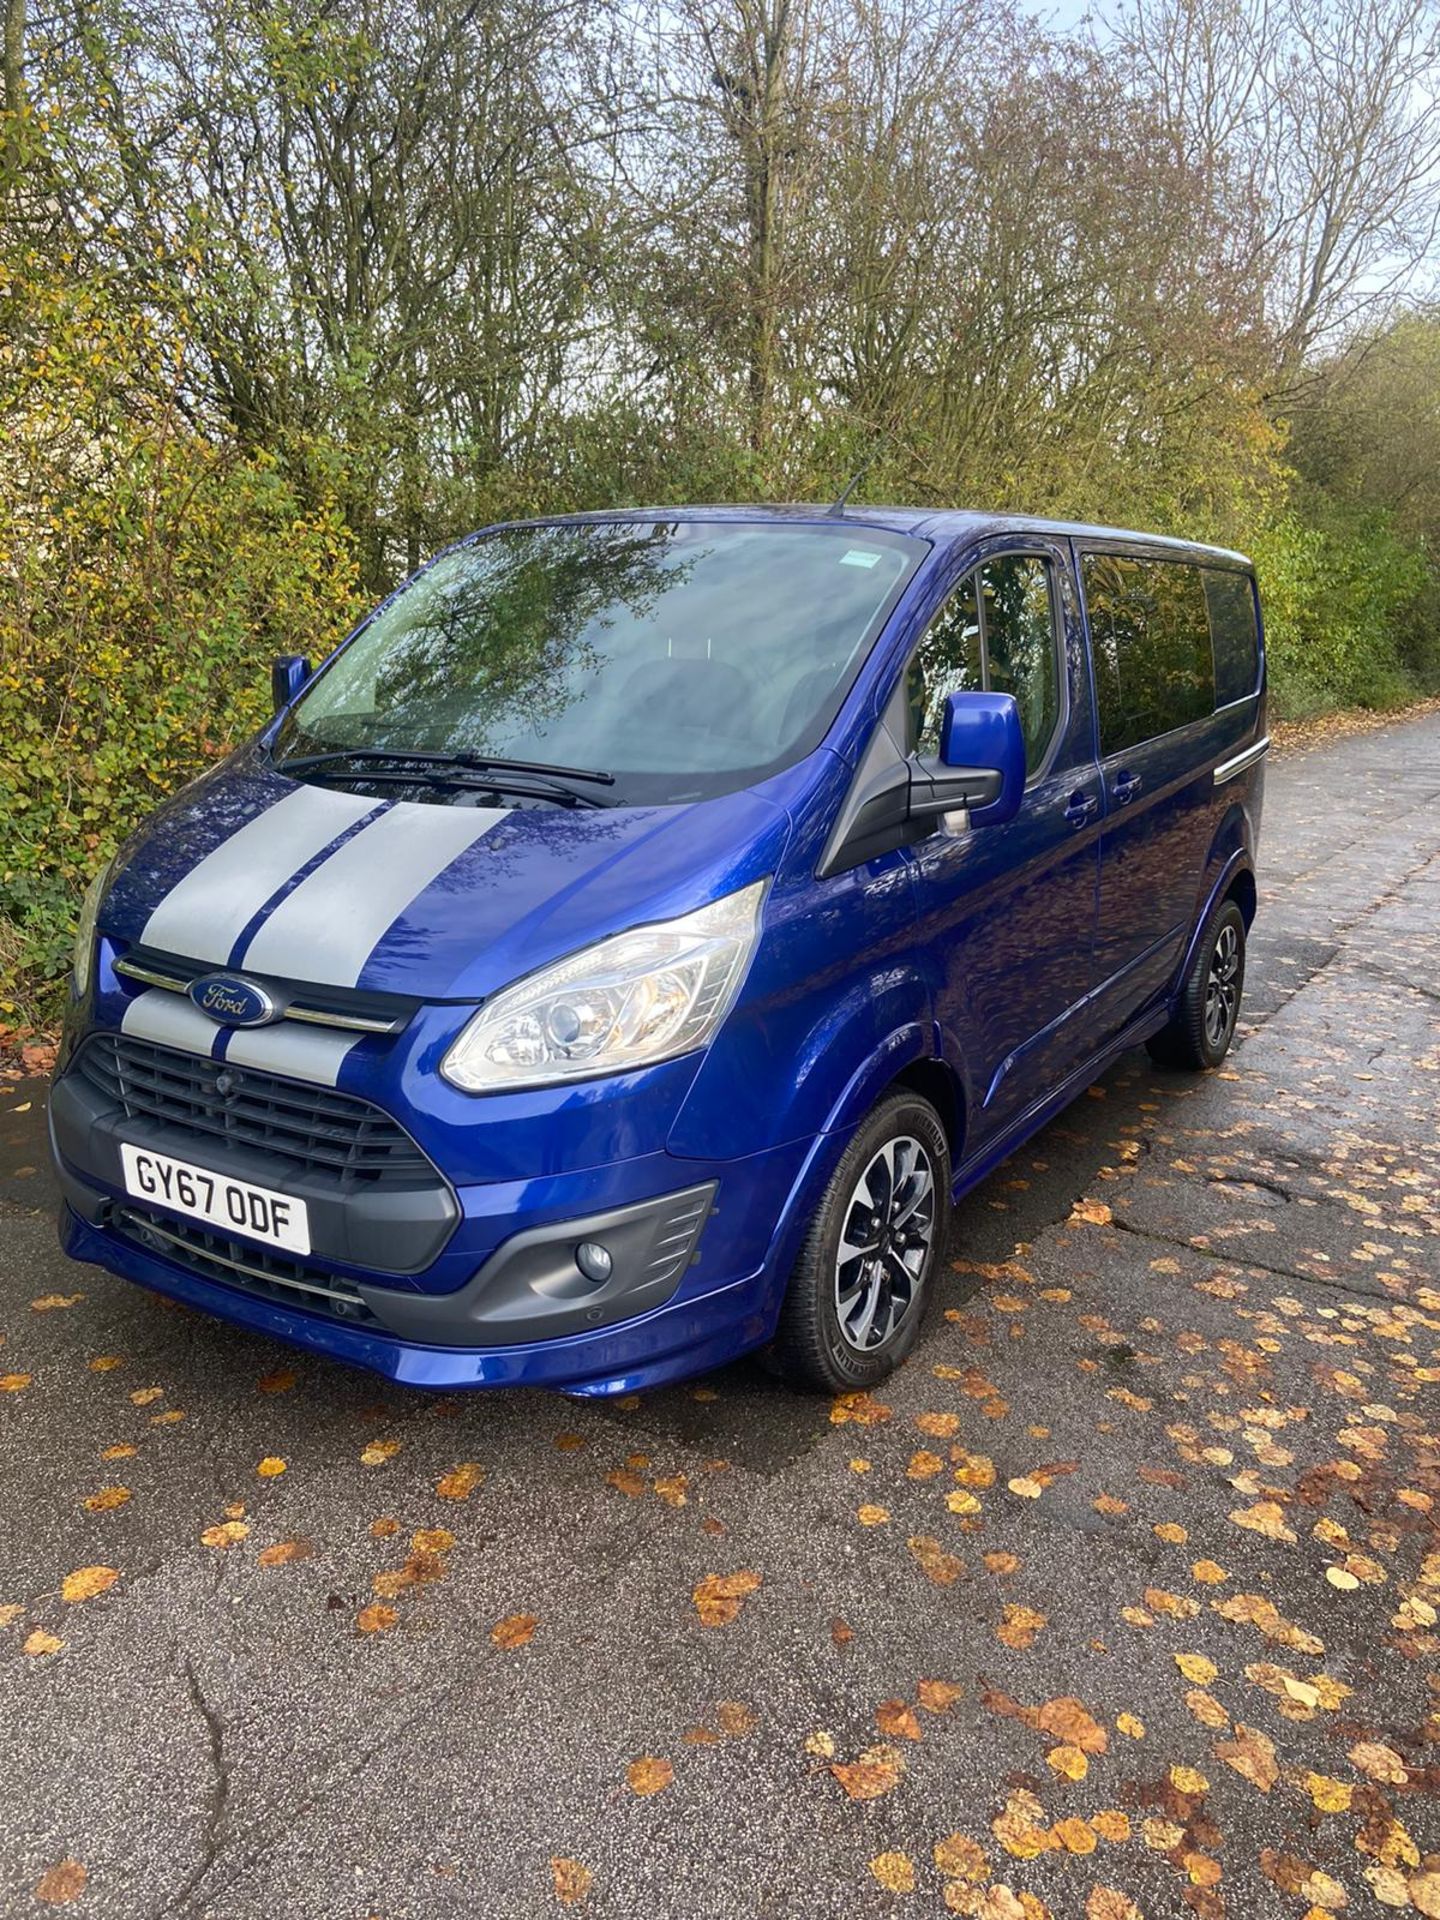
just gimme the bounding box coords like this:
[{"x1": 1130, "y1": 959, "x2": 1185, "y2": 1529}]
[{"x1": 354, "y1": 1184, "x2": 717, "y2": 1346}]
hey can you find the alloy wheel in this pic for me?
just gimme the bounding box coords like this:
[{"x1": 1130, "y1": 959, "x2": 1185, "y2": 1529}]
[
  {"x1": 833, "y1": 1134, "x2": 936, "y2": 1353},
  {"x1": 1204, "y1": 920, "x2": 1241, "y2": 1049}
]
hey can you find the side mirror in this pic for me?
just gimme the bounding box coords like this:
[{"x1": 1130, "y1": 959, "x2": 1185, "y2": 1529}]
[
  {"x1": 271, "y1": 653, "x2": 312, "y2": 715},
  {"x1": 910, "y1": 690, "x2": 1025, "y2": 828},
  {"x1": 816, "y1": 687, "x2": 1027, "y2": 879}
]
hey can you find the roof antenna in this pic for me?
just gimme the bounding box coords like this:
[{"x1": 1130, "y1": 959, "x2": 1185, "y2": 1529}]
[{"x1": 828, "y1": 461, "x2": 872, "y2": 516}]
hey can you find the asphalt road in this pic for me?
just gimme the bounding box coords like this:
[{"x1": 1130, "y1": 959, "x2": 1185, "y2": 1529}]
[{"x1": 3, "y1": 714, "x2": 1439, "y2": 1920}]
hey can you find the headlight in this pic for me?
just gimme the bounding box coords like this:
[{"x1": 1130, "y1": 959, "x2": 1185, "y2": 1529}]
[
  {"x1": 71, "y1": 861, "x2": 113, "y2": 997},
  {"x1": 441, "y1": 878, "x2": 768, "y2": 1093}
]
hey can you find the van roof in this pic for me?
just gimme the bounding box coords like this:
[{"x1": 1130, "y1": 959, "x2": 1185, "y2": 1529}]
[{"x1": 536, "y1": 504, "x2": 1253, "y2": 571}]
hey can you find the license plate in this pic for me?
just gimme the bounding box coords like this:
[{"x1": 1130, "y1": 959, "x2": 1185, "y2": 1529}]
[{"x1": 119, "y1": 1144, "x2": 311, "y2": 1256}]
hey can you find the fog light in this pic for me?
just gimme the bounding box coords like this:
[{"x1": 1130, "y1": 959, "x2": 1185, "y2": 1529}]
[{"x1": 575, "y1": 1241, "x2": 613, "y2": 1284}]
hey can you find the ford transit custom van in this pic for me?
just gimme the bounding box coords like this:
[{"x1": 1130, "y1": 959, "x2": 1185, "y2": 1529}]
[{"x1": 50, "y1": 509, "x2": 1266, "y2": 1394}]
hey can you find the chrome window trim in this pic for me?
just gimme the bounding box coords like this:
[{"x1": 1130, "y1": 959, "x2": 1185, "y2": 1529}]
[{"x1": 1212, "y1": 735, "x2": 1270, "y2": 786}]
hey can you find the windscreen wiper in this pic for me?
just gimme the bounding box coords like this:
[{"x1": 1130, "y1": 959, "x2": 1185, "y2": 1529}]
[
  {"x1": 275, "y1": 748, "x2": 614, "y2": 808},
  {"x1": 277, "y1": 747, "x2": 615, "y2": 784}
]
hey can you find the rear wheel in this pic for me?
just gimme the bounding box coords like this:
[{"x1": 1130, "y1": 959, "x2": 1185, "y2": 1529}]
[
  {"x1": 771, "y1": 1091, "x2": 950, "y2": 1392},
  {"x1": 1147, "y1": 896, "x2": 1246, "y2": 1070}
]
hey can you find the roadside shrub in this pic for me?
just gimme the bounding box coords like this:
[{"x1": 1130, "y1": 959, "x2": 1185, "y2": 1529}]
[
  {"x1": 0, "y1": 268, "x2": 361, "y2": 1021},
  {"x1": 1252, "y1": 505, "x2": 1434, "y2": 719}
]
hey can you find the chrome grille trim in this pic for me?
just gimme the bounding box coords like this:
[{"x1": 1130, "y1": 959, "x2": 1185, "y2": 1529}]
[{"x1": 112, "y1": 956, "x2": 404, "y2": 1033}]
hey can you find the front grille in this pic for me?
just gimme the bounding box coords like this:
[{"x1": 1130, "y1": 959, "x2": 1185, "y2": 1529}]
[
  {"x1": 114, "y1": 944, "x2": 417, "y2": 1035},
  {"x1": 76, "y1": 1033, "x2": 435, "y2": 1189},
  {"x1": 114, "y1": 1205, "x2": 381, "y2": 1327}
]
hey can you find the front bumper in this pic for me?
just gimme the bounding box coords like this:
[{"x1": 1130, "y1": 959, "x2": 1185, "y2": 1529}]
[
  {"x1": 58, "y1": 1203, "x2": 776, "y2": 1393},
  {"x1": 51, "y1": 1054, "x2": 823, "y2": 1390}
]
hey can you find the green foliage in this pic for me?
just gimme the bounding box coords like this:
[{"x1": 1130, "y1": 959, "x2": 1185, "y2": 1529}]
[
  {"x1": 1252, "y1": 504, "x2": 1433, "y2": 720},
  {"x1": 0, "y1": 263, "x2": 361, "y2": 1019}
]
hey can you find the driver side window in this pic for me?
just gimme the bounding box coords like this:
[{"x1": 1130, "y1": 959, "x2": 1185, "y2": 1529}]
[{"x1": 906, "y1": 555, "x2": 1062, "y2": 775}]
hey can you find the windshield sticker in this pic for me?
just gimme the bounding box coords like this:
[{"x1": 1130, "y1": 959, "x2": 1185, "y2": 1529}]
[{"x1": 840, "y1": 549, "x2": 882, "y2": 568}]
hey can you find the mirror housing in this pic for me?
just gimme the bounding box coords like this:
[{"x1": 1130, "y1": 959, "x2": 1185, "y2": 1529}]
[
  {"x1": 271, "y1": 653, "x2": 312, "y2": 715},
  {"x1": 815, "y1": 687, "x2": 1028, "y2": 878},
  {"x1": 935, "y1": 689, "x2": 1025, "y2": 827}
]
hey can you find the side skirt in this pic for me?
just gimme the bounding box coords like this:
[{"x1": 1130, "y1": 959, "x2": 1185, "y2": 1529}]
[{"x1": 950, "y1": 1002, "x2": 1171, "y2": 1204}]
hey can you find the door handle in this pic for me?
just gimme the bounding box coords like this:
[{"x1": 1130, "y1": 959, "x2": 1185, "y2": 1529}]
[
  {"x1": 1113, "y1": 770, "x2": 1143, "y2": 804},
  {"x1": 1064, "y1": 790, "x2": 1098, "y2": 828}
]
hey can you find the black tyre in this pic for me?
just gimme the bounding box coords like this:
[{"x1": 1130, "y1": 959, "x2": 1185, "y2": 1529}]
[
  {"x1": 771, "y1": 1091, "x2": 950, "y2": 1392},
  {"x1": 1146, "y1": 896, "x2": 1246, "y2": 1070}
]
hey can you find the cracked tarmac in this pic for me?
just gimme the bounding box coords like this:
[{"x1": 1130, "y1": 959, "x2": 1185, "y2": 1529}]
[{"x1": 2, "y1": 712, "x2": 1438, "y2": 1918}]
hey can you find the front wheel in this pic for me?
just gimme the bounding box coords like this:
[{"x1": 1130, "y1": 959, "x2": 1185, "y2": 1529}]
[
  {"x1": 770, "y1": 1091, "x2": 950, "y2": 1392},
  {"x1": 1147, "y1": 896, "x2": 1247, "y2": 1070}
]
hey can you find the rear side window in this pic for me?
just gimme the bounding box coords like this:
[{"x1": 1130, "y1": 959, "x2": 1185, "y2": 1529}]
[
  {"x1": 1203, "y1": 569, "x2": 1260, "y2": 705},
  {"x1": 908, "y1": 555, "x2": 1060, "y2": 775},
  {"x1": 1083, "y1": 554, "x2": 1215, "y2": 754}
]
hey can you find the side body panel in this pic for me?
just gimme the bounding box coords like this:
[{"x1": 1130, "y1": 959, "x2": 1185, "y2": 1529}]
[
  {"x1": 1078, "y1": 544, "x2": 1265, "y2": 1039},
  {"x1": 899, "y1": 534, "x2": 1103, "y2": 1143}
]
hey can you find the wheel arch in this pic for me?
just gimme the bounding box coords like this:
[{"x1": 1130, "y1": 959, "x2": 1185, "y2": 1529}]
[
  {"x1": 1225, "y1": 865, "x2": 1257, "y2": 928},
  {"x1": 888, "y1": 1055, "x2": 966, "y2": 1169}
]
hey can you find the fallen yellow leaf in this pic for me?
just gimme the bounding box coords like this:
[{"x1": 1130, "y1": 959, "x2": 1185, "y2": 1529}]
[
  {"x1": 1169, "y1": 1763, "x2": 1210, "y2": 1795},
  {"x1": 625, "y1": 1755, "x2": 673, "y2": 1796},
  {"x1": 717, "y1": 1701, "x2": 755, "y2": 1736},
  {"x1": 257, "y1": 1539, "x2": 312, "y2": 1567},
  {"x1": 908, "y1": 1535, "x2": 964, "y2": 1585},
  {"x1": 1303, "y1": 1771, "x2": 1352, "y2": 1813},
  {"x1": 1034, "y1": 1697, "x2": 1108, "y2": 1752},
  {"x1": 436, "y1": 1461, "x2": 484, "y2": 1499},
  {"x1": 199, "y1": 1521, "x2": 248, "y2": 1549},
  {"x1": 550, "y1": 1857, "x2": 593, "y2": 1906},
  {"x1": 60, "y1": 1565, "x2": 118, "y2": 1602},
  {"x1": 1215, "y1": 1724, "x2": 1278, "y2": 1791},
  {"x1": 35, "y1": 1860, "x2": 87, "y2": 1905},
  {"x1": 916, "y1": 1411, "x2": 961, "y2": 1438},
  {"x1": 1052, "y1": 1816, "x2": 1097, "y2": 1854},
  {"x1": 934, "y1": 1832, "x2": 989, "y2": 1881},
  {"x1": 918, "y1": 1678, "x2": 963, "y2": 1714},
  {"x1": 875, "y1": 1698, "x2": 922, "y2": 1741},
  {"x1": 692, "y1": 1568, "x2": 762, "y2": 1627},
  {"x1": 830, "y1": 1745, "x2": 905, "y2": 1800},
  {"x1": 996, "y1": 1603, "x2": 1047, "y2": 1649},
  {"x1": 82, "y1": 1486, "x2": 130, "y2": 1512},
  {"x1": 491, "y1": 1613, "x2": 538, "y2": 1649},
  {"x1": 869, "y1": 1851, "x2": 916, "y2": 1893},
  {"x1": 356, "y1": 1603, "x2": 397, "y2": 1633},
  {"x1": 1175, "y1": 1651, "x2": 1218, "y2": 1684}
]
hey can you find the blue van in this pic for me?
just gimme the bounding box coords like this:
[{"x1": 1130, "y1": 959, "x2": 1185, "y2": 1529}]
[{"x1": 50, "y1": 509, "x2": 1266, "y2": 1395}]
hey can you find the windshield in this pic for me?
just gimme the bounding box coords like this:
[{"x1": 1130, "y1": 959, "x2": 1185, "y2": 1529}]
[{"x1": 273, "y1": 519, "x2": 924, "y2": 805}]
